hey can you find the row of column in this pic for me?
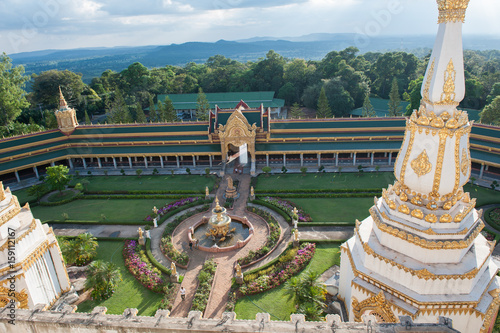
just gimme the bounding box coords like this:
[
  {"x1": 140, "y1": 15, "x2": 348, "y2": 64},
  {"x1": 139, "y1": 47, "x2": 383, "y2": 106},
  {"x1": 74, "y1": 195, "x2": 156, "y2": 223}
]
[
  {"x1": 76, "y1": 155, "x2": 214, "y2": 169},
  {"x1": 265, "y1": 152, "x2": 393, "y2": 167}
]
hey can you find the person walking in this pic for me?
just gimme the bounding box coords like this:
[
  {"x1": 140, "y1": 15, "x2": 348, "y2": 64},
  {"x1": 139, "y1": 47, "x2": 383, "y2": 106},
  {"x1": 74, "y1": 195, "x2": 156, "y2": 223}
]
[
  {"x1": 189, "y1": 241, "x2": 193, "y2": 251},
  {"x1": 180, "y1": 286, "x2": 186, "y2": 300}
]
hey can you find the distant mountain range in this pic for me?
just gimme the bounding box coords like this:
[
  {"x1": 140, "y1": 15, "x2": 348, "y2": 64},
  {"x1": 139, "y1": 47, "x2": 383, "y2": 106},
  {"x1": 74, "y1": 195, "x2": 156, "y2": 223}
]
[{"x1": 9, "y1": 33, "x2": 500, "y2": 83}]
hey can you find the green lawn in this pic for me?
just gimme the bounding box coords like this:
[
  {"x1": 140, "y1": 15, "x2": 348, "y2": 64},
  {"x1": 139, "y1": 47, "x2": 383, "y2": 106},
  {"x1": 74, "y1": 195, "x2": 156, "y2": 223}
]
[
  {"x1": 76, "y1": 240, "x2": 163, "y2": 316},
  {"x1": 12, "y1": 187, "x2": 35, "y2": 205},
  {"x1": 71, "y1": 175, "x2": 216, "y2": 193},
  {"x1": 464, "y1": 184, "x2": 500, "y2": 207},
  {"x1": 234, "y1": 242, "x2": 341, "y2": 320},
  {"x1": 47, "y1": 190, "x2": 78, "y2": 202},
  {"x1": 256, "y1": 172, "x2": 395, "y2": 191},
  {"x1": 32, "y1": 199, "x2": 174, "y2": 223},
  {"x1": 291, "y1": 197, "x2": 375, "y2": 222}
]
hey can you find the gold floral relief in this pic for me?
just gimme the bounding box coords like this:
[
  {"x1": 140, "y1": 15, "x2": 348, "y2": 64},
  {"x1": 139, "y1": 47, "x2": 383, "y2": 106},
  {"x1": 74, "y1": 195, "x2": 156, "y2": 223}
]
[
  {"x1": 398, "y1": 205, "x2": 410, "y2": 215},
  {"x1": 437, "y1": 0, "x2": 470, "y2": 24},
  {"x1": 438, "y1": 59, "x2": 457, "y2": 105},
  {"x1": 440, "y1": 214, "x2": 453, "y2": 223},
  {"x1": 425, "y1": 214, "x2": 438, "y2": 223},
  {"x1": 411, "y1": 150, "x2": 432, "y2": 177},
  {"x1": 461, "y1": 148, "x2": 469, "y2": 176},
  {"x1": 411, "y1": 209, "x2": 424, "y2": 219}
]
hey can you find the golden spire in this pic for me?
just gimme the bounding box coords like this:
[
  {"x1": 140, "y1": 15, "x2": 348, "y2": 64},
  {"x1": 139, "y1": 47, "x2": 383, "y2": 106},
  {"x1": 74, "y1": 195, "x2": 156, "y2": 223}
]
[
  {"x1": 59, "y1": 87, "x2": 68, "y2": 110},
  {"x1": 436, "y1": 0, "x2": 470, "y2": 23}
]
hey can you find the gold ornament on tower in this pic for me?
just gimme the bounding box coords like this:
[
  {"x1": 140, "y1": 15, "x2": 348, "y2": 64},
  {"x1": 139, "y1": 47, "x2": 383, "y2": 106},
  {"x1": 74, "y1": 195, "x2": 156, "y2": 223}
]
[
  {"x1": 437, "y1": 0, "x2": 471, "y2": 24},
  {"x1": 411, "y1": 150, "x2": 432, "y2": 177}
]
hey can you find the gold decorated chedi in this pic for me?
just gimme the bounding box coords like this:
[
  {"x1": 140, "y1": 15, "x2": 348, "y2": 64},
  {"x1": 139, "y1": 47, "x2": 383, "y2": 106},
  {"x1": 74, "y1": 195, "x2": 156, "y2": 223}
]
[
  {"x1": 55, "y1": 87, "x2": 79, "y2": 135},
  {"x1": 338, "y1": 1, "x2": 500, "y2": 332}
]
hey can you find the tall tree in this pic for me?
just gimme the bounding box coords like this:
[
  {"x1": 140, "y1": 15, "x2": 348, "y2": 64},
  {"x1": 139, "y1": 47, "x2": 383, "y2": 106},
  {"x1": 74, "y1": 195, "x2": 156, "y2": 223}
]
[
  {"x1": 388, "y1": 77, "x2": 402, "y2": 116},
  {"x1": 31, "y1": 69, "x2": 86, "y2": 110},
  {"x1": 0, "y1": 53, "x2": 30, "y2": 126},
  {"x1": 404, "y1": 76, "x2": 424, "y2": 116},
  {"x1": 480, "y1": 95, "x2": 500, "y2": 125},
  {"x1": 135, "y1": 103, "x2": 146, "y2": 123},
  {"x1": 361, "y1": 93, "x2": 376, "y2": 117},
  {"x1": 157, "y1": 100, "x2": 166, "y2": 122},
  {"x1": 84, "y1": 110, "x2": 91, "y2": 124},
  {"x1": 316, "y1": 87, "x2": 332, "y2": 118},
  {"x1": 107, "y1": 91, "x2": 132, "y2": 124},
  {"x1": 163, "y1": 95, "x2": 177, "y2": 122},
  {"x1": 148, "y1": 95, "x2": 158, "y2": 122},
  {"x1": 196, "y1": 88, "x2": 210, "y2": 121},
  {"x1": 289, "y1": 102, "x2": 305, "y2": 119}
]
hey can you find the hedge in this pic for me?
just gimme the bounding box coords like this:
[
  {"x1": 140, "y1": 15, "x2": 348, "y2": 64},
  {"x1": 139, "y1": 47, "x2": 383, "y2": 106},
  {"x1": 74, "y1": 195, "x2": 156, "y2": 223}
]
[
  {"x1": 83, "y1": 194, "x2": 202, "y2": 200},
  {"x1": 243, "y1": 242, "x2": 293, "y2": 277},
  {"x1": 484, "y1": 207, "x2": 500, "y2": 233},
  {"x1": 44, "y1": 220, "x2": 153, "y2": 226},
  {"x1": 250, "y1": 199, "x2": 291, "y2": 223},
  {"x1": 86, "y1": 190, "x2": 203, "y2": 195},
  {"x1": 297, "y1": 222, "x2": 355, "y2": 227},
  {"x1": 255, "y1": 188, "x2": 382, "y2": 194},
  {"x1": 145, "y1": 238, "x2": 172, "y2": 276},
  {"x1": 39, "y1": 193, "x2": 83, "y2": 206},
  {"x1": 157, "y1": 200, "x2": 210, "y2": 225},
  {"x1": 260, "y1": 192, "x2": 380, "y2": 199}
]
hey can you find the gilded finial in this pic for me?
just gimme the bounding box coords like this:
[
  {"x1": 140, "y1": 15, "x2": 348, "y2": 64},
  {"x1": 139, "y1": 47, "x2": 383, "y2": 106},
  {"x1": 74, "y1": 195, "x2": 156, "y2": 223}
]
[
  {"x1": 59, "y1": 87, "x2": 68, "y2": 109},
  {"x1": 436, "y1": 0, "x2": 470, "y2": 23},
  {"x1": 0, "y1": 181, "x2": 5, "y2": 201}
]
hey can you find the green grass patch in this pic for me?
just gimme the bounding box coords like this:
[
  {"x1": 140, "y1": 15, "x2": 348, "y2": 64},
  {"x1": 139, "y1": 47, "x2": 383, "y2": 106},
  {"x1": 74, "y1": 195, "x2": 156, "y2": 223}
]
[
  {"x1": 464, "y1": 184, "x2": 500, "y2": 207},
  {"x1": 76, "y1": 240, "x2": 163, "y2": 316},
  {"x1": 72, "y1": 175, "x2": 216, "y2": 193},
  {"x1": 12, "y1": 188, "x2": 36, "y2": 205},
  {"x1": 255, "y1": 172, "x2": 394, "y2": 191},
  {"x1": 290, "y1": 197, "x2": 375, "y2": 222},
  {"x1": 46, "y1": 190, "x2": 78, "y2": 203},
  {"x1": 234, "y1": 243, "x2": 340, "y2": 320},
  {"x1": 32, "y1": 199, "x2": 174, "y2": 223}
]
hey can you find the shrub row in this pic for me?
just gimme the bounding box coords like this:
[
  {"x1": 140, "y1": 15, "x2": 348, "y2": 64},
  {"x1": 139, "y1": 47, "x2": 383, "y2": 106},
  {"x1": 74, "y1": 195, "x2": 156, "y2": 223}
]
[
  {"x1": 86, "y1": 190, "x2": 203, "y2": 195},
  {"x1": 83, "y1": 194, "x2": 201, "y2": 200},
  {"x1": 163, "y1": 204, "x2": 210, "y2": 237},
  {"x1": 39, "y1": 193, "x2": 83, "y2": 206},
  {"x1": 297, "y1": 222, "x2": 355, "y2": 227},
  {"x1": 237, "y1": 206, "x2": 281, "y2": 266},
  {"x1": 145, "y1": 238, "x2": 172, "y2": 276},
  {"x1": 160, "y1": 236, "x2": 189, "y2": 267},
  {"x1": 260, "y1": 192, "x2": 380, "y2": 199},
  {"x1": 250, "y1": 199, "x2": 291, "y2": 223},
  {"x1": 45, "y1": 220, "x2": 153, "y2": 226},
  {"x1": 191, "y1": 259, "x2": 217, "y2": 313},
  {"x1": 255, "y1": 188, "x2": 382, "y2": 194}
]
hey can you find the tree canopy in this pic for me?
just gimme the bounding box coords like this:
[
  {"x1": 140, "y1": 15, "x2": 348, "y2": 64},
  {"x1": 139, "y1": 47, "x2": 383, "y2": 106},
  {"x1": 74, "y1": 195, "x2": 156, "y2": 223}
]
[{"x1": 0, "y1": 53, "x2": 30, "y2": 126}]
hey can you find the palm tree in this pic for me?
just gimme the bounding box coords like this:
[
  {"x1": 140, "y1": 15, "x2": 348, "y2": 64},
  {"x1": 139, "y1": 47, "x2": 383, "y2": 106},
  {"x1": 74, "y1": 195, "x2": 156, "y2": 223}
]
[
  {"x1": 85, "y1": 260, "x2": 122, "y2": 301},
  {"x1": 62, "y1": 233, "x2": 98, "y2": 266},
  {"x1": 284, "y1": 270, "x2": 327, "y2": 320}
]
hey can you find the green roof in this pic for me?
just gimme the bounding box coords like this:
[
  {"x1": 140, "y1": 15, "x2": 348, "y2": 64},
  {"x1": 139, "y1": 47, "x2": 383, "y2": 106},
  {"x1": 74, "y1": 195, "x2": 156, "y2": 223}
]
[
  {"x1": 271, "y1": 118, "x2": 405, "y2": 131},
  {"x1": 157, "y1": 92, "x2": 284, "y2": 111},
  {"x1": 351, "y1": 98, "x2": 410, "y2": 117}
]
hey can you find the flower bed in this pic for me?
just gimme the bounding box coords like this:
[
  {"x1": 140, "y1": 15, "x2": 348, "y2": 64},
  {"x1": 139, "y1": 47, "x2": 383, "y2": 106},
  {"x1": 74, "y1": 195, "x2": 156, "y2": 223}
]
[
  {"x1": 260, "y1": 197, "x2": 312, "y2": 222},
  {"x1": 123, "y1": 240, "x2": 166, "y2": 293},
  {"x1": 239, "y1": 243, "x2": 315, "y2": 295},
  {"x1": 482, "y1": 230, "x2": 496, "y2": 241},
  {"x1": 237, "y1": 207, "x2": 281, "y2": 266},
  {"x1": 144, "y1": 197, "x2": 201, "y2": 222},
  {"x1": 161, "y1": 236, "x2": 189, "y2": 267},
  {"x1": 191, "y1": 259, "x2": 217, "y2": 313}
]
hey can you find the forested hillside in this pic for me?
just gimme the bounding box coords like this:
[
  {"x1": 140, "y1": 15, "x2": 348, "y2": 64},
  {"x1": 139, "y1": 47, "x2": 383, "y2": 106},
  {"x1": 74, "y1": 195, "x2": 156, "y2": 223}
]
[{"x1": 1, "y1": 46, "x2": 499, "y2": 138}]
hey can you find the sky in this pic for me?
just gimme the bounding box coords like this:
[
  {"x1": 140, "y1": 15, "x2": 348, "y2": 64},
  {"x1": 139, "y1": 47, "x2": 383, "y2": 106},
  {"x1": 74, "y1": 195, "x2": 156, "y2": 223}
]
[{"x1": 0, "y1": 0, "x2": 498, "y2": 55}]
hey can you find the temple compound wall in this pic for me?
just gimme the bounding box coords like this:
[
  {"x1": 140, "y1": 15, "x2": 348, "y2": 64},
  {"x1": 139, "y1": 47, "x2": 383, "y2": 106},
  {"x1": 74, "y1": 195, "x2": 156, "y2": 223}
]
[{"x1": 0, "y1": 306, "x2": 459, "y2": 333}]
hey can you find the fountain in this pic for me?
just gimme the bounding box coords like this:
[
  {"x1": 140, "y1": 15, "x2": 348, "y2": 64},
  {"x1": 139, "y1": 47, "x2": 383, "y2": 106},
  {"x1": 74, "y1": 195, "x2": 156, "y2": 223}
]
[
  {"x1": 206, "y1": 197, "x2": 235, "y2": 241},
  {"x1": 187, "y1": 197, "x2": 254, "y2": 253}
]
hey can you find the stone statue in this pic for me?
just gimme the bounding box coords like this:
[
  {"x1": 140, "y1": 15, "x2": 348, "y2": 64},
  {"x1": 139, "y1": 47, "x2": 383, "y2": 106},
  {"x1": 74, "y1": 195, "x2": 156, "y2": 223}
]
[
  {"x1": 145, "y1": 230, "x2": 151, "y2": 239},
  {"x1": 205, "y1": 186, "x2": 209, "y2": 196},
  {"x1": 153, "y1": 218, "x2": 158, "y2": 228},
  {"x1": 235, "y1": 263, "x2": 242, "y2": 277},
  {"x1": 227, "y1": 176, "x2": 233, "y2": 189},
  {"x1": 250, "y1": 186, "x2": 254, "y2": 197},
  {"x1": 138, "y1": 227, "x2": 144, "y2": 239},
  {"x1": 293, "y1": 229, "x2": 299, "y2": 242},
  {"x1": 292, "y1": 207, "x2": 298, "y2": 215},
  {"x1": 153, "y1": 206, "x2": 158, "y2": 215},
  {"x1": 170, "y1": 262, "x2": 177, "y2": 275}
]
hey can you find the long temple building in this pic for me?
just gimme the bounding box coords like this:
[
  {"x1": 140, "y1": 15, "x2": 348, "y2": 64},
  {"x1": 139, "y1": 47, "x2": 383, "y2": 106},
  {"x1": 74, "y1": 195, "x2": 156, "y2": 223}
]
[
  {"x1": 0, "y1": 95, "x2": 499, "y2": 183},
  {"x1": 338, "y1": 1, "x2": 500, "y2": 332}
]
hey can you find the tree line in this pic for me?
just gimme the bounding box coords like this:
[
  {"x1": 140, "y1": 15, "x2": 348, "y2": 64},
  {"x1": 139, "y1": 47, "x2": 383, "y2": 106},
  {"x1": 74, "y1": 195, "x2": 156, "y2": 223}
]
[{"x1": 1, "y1": 47, "x2": 499, "y2": 137}]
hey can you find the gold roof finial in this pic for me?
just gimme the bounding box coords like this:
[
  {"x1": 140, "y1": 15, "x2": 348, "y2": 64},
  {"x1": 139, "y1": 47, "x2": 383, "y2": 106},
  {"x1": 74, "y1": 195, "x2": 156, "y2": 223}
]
[
  {"x1": 0, "y1": 181, "x2": 5, "y2": 201},
  {"x1": 436, "y1": 0, "x2": 470, "y2": 23},
  {"x1": 215, "y1": 197, "x2": 221, "y2": 210},
  {"x1": 59, "y1": 86, "x2": 68, "y2": 109}
]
